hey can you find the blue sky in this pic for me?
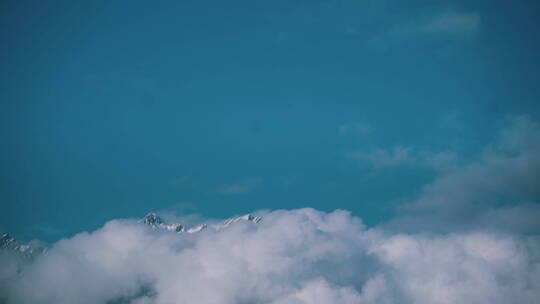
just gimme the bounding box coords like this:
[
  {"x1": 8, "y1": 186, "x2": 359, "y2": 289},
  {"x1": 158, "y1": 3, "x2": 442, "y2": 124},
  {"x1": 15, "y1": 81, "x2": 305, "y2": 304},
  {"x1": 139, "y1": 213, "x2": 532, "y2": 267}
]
[{"x1": 1, "y1": 0, "x2": 540, "y2": 242}]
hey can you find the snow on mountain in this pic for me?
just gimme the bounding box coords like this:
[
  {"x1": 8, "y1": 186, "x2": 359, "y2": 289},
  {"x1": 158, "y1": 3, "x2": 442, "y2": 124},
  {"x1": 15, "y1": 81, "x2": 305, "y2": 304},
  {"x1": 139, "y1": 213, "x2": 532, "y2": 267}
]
[
  {"x1": 186, "y1": 224, "x2": 207, "y2": 233},
  {"x1": 1, "y1": 212, "x2": 261, "y2": 259},
  {"x1": 222, "y1": 214, "x2": 262, "y2": 226},
  {"x1": 140, "y1": 212, "x2": 185, "y2": 232},
  {"x1": 140, "y1": 212, "x2": 262, "y2": 233},
  {"x1": 0, "y1": 233, "x2": 45, "y2": 259}
]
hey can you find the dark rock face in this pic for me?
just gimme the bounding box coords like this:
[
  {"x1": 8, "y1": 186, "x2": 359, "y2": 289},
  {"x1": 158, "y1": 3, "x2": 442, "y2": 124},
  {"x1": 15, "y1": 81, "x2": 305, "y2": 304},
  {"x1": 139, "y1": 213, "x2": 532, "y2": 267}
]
[
  {"x1": 142, "y1": 212, "x2": 164, "y2": 226},
  {"x1": 140, "y1": 213, "x2": 184, "y2": 232},
  {"x1": 1, "y1": 233, "x2": 18, "y2": 250}
]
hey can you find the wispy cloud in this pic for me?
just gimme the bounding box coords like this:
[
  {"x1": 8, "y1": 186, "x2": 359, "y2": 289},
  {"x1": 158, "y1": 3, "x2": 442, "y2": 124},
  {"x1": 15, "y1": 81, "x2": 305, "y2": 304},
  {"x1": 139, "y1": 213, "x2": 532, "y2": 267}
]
[
  {"x1": 394, "y1": 10, "x2": 482, "y2": 38},
  {"x1": 169, "y1": 175, "x2": 193, "y2": 185},
  {"x1": 220, "y1": 177, "x2": 262, "y2": 195},
  {"x1": 339, "y1": 121, "x2": 373, "y2": 136},
  {"x1": 440, "y1": 108, "x2": 466, "y2": 131},
  {"x1": 367, "y1": 10, "x2": 481, "y2": 51},
  {"x1": 423, "y1": 11, "x2": 481, "y2": 36},
  {"x1": 348, "y1": 146, "x2": 416, "y2": 168},
  {"x1": 347, "y1": 144, "x2": 459, "y2": 172},
  {"x1": 386, "y1": 116, "x2": 540, "y2": 233}
]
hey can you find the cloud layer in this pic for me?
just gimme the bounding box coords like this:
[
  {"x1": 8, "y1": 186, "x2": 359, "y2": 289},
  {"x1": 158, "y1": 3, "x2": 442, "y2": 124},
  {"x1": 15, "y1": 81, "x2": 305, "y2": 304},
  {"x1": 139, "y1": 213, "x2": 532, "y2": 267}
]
[
  {"x1": 1, "y1": 208, "x2": 539, "y2": 304},
  {"x1": 2, "y1": 117, "x2": 539, "y2": 303}
]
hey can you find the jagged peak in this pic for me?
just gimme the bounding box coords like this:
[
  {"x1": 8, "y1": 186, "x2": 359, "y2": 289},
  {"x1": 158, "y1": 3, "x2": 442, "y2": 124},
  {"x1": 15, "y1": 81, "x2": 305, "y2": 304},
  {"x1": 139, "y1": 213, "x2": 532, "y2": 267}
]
[
  {"x1": 187, "y1": 224, "x2": 207, "y2": 233},
  {"x1": 140, "y1": 212, "x2": 262, "y2": 234},
  {"x1": 1, "y1": 233, "x2": 14, "y2": 241},
  {"x1": 1, "y1": 233, "x2": 45, "y2": 258},
  {"x1": 1, "y1": 212, "x2": 263, "y2": 260},
  {"x1": 223, "y1": 214, "x2": 262, "y2": 226},
  {"x1": 141, "y1": 212, "x2": 164, "y2": 225},
  {"x1": 140, "y1": 213, "x2": 185, "y2": 233},
  {"x1": 1, "y1": 233, "x2": 17, "y2": 249}
]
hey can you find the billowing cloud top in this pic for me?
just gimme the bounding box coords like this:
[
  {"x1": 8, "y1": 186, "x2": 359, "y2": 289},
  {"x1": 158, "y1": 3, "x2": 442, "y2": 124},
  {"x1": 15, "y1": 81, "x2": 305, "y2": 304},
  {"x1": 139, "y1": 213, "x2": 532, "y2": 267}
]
[{"x1": 1, "y1": 208, "x2": 539, "y2": 304}]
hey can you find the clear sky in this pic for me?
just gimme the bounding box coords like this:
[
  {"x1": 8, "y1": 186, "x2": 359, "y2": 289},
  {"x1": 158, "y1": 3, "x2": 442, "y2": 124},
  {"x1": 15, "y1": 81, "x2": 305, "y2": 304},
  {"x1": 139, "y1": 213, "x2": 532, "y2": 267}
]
[{"x1": 1, "y1": 0, "x2": 540, "y2": 242}]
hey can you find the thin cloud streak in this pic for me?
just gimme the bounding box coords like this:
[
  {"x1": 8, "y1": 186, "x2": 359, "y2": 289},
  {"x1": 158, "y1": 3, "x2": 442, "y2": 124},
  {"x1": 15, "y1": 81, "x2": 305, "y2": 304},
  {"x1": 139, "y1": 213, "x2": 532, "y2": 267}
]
[
  {"x1": 367, "y1": 9, "x2": 481, "y2": 51},
  {"x1": 220, "y1": 177, "x2": 262, "y2": 195}
]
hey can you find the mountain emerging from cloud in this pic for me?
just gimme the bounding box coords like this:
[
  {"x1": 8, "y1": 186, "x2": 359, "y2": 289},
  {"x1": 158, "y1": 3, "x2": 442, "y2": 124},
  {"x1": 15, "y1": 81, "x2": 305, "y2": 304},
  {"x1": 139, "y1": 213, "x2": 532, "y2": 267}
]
[
  {"x1": 1, "y1": 212, "x2": 262, "y2": 259},
  {"x1": 139, "y1": 212, "x2": 262, "y2": 233},
  {"x1": 1, "y1": 209, "x2": 539, "y2": 304},
  {"x1": 0, "y1": 234, "x2": 45, "y2": 260}
]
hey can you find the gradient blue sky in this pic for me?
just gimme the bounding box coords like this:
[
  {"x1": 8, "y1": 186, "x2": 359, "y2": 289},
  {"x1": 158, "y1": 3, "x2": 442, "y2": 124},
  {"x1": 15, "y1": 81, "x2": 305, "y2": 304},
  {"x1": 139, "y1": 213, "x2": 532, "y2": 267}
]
[{"x1": 1, "y1": 0, "x2": 539, "y2": 242}]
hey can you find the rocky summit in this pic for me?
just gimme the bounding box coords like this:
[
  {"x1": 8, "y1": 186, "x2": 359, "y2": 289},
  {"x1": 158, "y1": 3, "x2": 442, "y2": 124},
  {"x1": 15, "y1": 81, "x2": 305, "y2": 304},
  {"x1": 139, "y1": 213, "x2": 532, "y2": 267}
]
[
  {"x1": 1, "y1": 212, "x2": 262, "y2": 259},
  {"x1": 140, "y1": 212, "x2": 262, "y2": 233},
  {"x1": 0, "y1": 233, "x2": 45, "y2": 259}
]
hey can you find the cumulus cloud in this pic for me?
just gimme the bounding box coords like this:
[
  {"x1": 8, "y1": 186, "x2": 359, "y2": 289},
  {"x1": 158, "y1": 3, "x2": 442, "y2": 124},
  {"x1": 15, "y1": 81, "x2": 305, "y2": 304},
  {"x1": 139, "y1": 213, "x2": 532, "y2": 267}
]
[
  {"x1": 387, "y1": 116, "x2": 540, "y2": 233},
  {"x1": 1, "y1": 209, "x2": 539, "y2": 303}
]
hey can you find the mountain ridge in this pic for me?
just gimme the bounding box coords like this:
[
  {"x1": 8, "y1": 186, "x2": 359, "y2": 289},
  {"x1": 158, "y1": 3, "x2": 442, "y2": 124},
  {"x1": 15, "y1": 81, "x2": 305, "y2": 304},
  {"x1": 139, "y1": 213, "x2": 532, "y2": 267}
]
[
  {"x1": 0, "y1": 233, "x2": 45, "y2": 259},
  {"x1": 2, "y1": 212, "x2": 262, "y2": 258},
  {"x1": 140, "y1": 212, "x2": 262, "y2": 233}
]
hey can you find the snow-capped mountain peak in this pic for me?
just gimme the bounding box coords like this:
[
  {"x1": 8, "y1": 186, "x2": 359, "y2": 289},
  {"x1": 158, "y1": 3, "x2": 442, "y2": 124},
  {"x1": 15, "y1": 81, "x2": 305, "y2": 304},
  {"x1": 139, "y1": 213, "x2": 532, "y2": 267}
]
[
  {"x1": 186, "y1": 224, "x2": 207, "y2": 233},
  {"x1": 1, "y1": 233, "x2": 45, "y2": 259},
  {"x1": 142, "y1": 212, "x2": 164, "y2": 226},
  {"x1": 140, "y1": 213, "x2": 184, "y2": 232},
  {"x1": 140, "y1": 212, "x2": 262, "y2": 233},
  {"x1": 223, "y1": 214, "x2": 262, "y2": 225},
  {"x1": 1, "y1": 212, "x2": 262, "y2": 259},
  {"x1": 1, "y1": 233, "x2": 17, "y2": 250},
  {"x1": 219, "y1": 214, "x2": 262, "y2": 229}
]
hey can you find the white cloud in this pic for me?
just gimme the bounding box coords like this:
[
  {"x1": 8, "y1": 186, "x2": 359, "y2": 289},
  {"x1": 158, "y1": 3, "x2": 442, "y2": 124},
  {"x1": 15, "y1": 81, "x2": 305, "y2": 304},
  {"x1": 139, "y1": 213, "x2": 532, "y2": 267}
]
[
  {"x1": 272, "y1": 279, "x2": 362, "y2": 304},
  {"x1": 1, "y1": 209, "x2": 539, "y2": 303}
]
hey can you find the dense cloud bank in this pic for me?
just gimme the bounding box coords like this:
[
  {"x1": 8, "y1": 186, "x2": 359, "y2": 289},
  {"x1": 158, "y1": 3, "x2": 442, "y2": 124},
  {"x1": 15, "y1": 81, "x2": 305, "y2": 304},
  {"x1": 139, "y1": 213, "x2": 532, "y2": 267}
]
[{"x1": 1, "y1": 208, "x2": 539, "y2": 304}]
